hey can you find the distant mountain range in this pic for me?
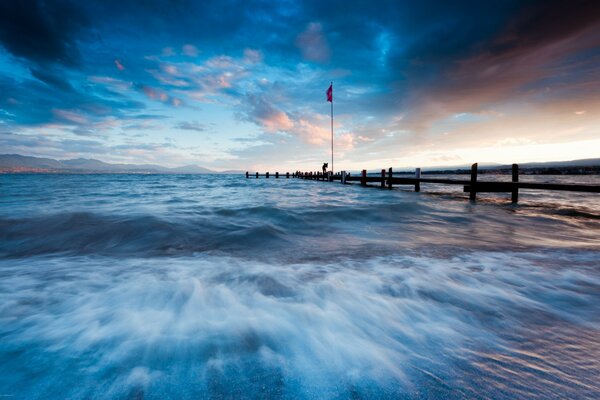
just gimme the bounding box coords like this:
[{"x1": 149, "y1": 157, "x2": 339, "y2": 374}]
[
  {"x1": 0, "y1": 154, "x2": 243, "y2": 174},
  {"x1": 392, "y1": 158, "x2": 600, "y2": 175},
  {"x1": 1, "y1": 154, "x2": 598, "y2": 175},
  {"x1": 489, "y1": 158, "x2": 600, "y2": 169}
]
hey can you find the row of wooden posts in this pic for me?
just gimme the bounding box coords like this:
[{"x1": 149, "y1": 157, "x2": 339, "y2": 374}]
[
  {"x1": 245, "y1": 171, "x2": 293, "y2": 179},
  {"x1": 246, "y1": 163, "x2": 600, "y2": 203}
]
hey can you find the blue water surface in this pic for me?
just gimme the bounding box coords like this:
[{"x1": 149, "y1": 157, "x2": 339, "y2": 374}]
[{"x1": 0, "y1": 174, "x2": 599, "y2": 399}]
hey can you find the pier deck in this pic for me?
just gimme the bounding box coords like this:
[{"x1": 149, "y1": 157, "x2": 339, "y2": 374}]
[{"x1": 246, "y1": 163, "x2": 600, "y2": 203}]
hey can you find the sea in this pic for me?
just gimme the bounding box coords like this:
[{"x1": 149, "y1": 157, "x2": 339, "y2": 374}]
[{"x1": 0, "y1": 173, "x2": 598, "y2": 399}]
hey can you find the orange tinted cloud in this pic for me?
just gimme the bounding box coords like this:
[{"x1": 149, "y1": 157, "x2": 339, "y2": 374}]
[{"x1": 114, "y1": 59, "x2": 125, "y2": 71}]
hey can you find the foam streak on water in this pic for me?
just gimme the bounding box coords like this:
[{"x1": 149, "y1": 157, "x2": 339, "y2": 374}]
[{"x1": 0, "y1": 174, "x2": 599, "y2": 399}]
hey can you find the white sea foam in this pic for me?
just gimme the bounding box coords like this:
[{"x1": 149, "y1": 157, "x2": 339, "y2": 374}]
[{"x1": 1, "y1": 251, "x2": 598, "y2": 399}]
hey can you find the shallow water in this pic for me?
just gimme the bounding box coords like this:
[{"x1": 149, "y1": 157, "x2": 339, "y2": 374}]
[{"x1": 1, "y1": 174, "x2": 599, "y2": 399}]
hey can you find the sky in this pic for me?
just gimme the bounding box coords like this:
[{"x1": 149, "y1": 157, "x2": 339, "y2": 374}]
[{"x1": 0, "y1": 0, "x2": 599, "y2": 171}]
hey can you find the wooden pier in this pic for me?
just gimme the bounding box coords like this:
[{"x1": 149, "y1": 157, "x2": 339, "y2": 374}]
[{"x1": 245, "y1": 163, "x2": 600, "y2": 203}]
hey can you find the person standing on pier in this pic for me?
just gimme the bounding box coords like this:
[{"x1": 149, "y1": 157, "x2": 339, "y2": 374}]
[{"x1": 322, "y1": 163, "x2": 328, "y2": 174}]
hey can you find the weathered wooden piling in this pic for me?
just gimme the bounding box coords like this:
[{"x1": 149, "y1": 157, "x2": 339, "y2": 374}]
[
  {"x1": 275, "y1": 172, "x2": 279, "y2": 178},
  {"x1": 266, "y1": 172, "x2": 270, "y2": 178},
  {"x1": 512, "y1": 164, "x2": 519, "y2": 203},
  {"x1": 361, "y1": 170, "x2": 367, "y2": 186},
  {"x1": 256, "y1": 172, "x2": 259, "y2": 178},
  {"x1": 388, "y1": 167, "x2": 393, "y2": 189},
  {"x1": 286, "y1": 172, "x2": 290, "y2": 178},
  {"x1": 246, "y1": 171, "x2": 249, "y2": 178},
  {"x1": 469, "y1": 163, "x2": 478, "y2": 201},
  {"x1": 415, "y1": 168, "x2": 421, "y2": 192},
  {"x1": 381, "y1": 169, "x2": 386, "y2": 188}
]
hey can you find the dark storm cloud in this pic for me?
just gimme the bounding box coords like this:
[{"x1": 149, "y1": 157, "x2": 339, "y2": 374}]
[
  {"x1": 0, "y1": 0, "x2": 88, "y2": 66},
  {"x1": 391, "y1": 0, "x2": 600, "y2": 129},
  {"x1": 3, "y1": 0, "x2": 596, "y2": 82},
  {"x1": 487, "y1": 0, "x2": 600, "y2": 58}
]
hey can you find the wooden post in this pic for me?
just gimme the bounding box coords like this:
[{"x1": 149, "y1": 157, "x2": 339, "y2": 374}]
[
  {"x1": 328, "y1": 171, "x2": 333, "y2": 182},
  {"x1": 415, "y1": 168, "x2": 421, "y2": 192},
  {"x1": 246, "y1": 171, "x2": 249, "y2": 178},
  {"x1": 275, "y1": 172, "x2": 279, "y2": 178},
  {"x1": 256, "y1": 172, "x2": 259, "y2": 179},
  {"x1": 512, "y1": 164, "x2": 519, "y2": 203},
  {"x1": 388, "y1": 167, "x2": 392, "y2": 189},
  {"x1": 381, "y1": 169, "x2": 385, "y2": 188},
  {"x1": 286, "y1": 172, "x2": 290, "y2": 178},
  {"x1": 341, "y1": 170, "x2": 346, "y2": 184},
  {"x1": 266, "y1": 172, "x2": 270, "y2": 178},
  {"x1": 469, "y1": 163, "x2": 477, "y2": 201},
  {"x1": 361, "y1": 169, "x2": 367, "y2": 186}
]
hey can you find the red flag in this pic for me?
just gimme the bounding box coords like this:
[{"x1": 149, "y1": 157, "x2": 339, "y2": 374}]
[{"x1": 326, "y1": 84, "x2": 332, "y2": 102}]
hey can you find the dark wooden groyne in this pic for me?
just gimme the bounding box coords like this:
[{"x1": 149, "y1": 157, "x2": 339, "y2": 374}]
[{"x1": 245, "y1": 164, "x2": 600, "y2": 203}]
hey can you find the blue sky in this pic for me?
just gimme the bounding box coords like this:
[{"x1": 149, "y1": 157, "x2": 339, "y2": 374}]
[{"x1": 0, "y1": 0, "x2": 599, "y2": 170}]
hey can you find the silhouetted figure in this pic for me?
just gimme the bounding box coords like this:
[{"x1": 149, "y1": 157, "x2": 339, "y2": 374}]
[{"x1": 322, "y1": 163, "x2": 328, "y2": 174}]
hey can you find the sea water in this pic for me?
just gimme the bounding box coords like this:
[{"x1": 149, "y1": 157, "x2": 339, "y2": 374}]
[{"x1": 0, "y1": 174, "x2": 598, "y2": 399}]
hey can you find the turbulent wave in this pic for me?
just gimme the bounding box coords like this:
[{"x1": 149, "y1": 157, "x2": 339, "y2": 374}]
[
  {"x1": 1, "y1": 203, "x2": 599, "y2": 259},
  {"x1": 0, "y1": 174, "x2": 599, "y2": 399},
  {"x1": 1, "y1": 252, "x2": 599, "y2": 399}
]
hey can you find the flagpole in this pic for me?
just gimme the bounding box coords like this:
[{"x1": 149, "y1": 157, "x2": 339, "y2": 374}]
[{"x1": 330, "y1": 81, "x2": 333, "y2": 174}]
